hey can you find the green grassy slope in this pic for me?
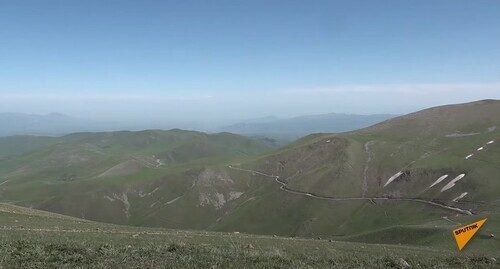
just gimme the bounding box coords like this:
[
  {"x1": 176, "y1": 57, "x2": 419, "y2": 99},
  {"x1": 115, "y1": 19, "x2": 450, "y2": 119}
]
[
  {"x1": 0, "y1": 129, "x2": 272, "y2": 230},
  {"x1": 1, "y1": 203, "x2": 498, "y2": 268},
  {"x1": 361, "y1": 99, "x2": 500, "y2": 137},
  {"x1": 216, "y1": 100, "x2": 500, "y2": 238},
  {"x1": 0, "y1": 135, "x2": 60, "y2": 157}
]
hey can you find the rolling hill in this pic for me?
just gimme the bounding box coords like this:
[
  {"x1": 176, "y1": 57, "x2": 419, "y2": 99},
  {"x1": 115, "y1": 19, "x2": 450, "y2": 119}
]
[
  {"x1": 0, "y1": 129, "x2": 272, "y2": 229},
  {"x1": 0, "y1": 100, "x2": 499, "y2": 253},
  {"x1": 0, "y1": 135, "x2": 60, "y2": 157}
]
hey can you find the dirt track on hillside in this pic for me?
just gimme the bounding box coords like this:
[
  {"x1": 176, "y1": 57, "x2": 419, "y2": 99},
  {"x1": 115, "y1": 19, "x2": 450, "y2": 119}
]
[{"x1": 228, "y1": 165, "x2": 473, "y2": 215}]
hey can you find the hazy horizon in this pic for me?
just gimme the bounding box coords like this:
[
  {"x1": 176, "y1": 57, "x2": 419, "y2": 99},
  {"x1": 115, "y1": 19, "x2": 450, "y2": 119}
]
[
  {"x1": 1, "y1": 86, "x2": 498, "y2": 122},
  {"x1": 1, "y1": 1, "x2": 499, "y2": 121}
]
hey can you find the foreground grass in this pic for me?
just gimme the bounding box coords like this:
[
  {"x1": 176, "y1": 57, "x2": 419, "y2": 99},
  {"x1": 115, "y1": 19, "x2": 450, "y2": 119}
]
[
  {"x1": 1, "y1": 230, "x2": 499, "y2": 269},
  {"x1": 0, "y1": 204, "x2": 499, "y2": 268}
]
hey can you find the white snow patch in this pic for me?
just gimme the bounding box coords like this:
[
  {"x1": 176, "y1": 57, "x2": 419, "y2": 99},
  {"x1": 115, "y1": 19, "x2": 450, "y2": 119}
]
[
  {"x1": 138, "y1": 187, "x2": 159, "y2": 198},
  {"x1": 214, "y1": 193, "x2": 226, "y2": 208},
  {"x1": 465, "y1": 154, "x2": 474, "y2": 159},
  {"x1": 104, "y1": 195, "x2": 115, "y2": 202},
  {"x1": 427, "y1": 175, "x2": 449, "y2": 190},
  {"x1": 198, "y1": 192, "x2": 227, "y2": 209},
  {"x1": 165, "y1": 196, "x2": 183, "y2": 205},
  {"x1": 384, "y1": 171, "x2": 403, "y2": 187},
  {"x1": 452, "y1": 192, "x2": 468, "y2": 202},
  {"x1": 115, "y1": 193, "x2": 131, "y2": 218},
  {"x1": 228, "y1": 192, "x2": 244, "y2": 201},
  {"x1": 445, "y1": 133, "x2": 479, "y2": 137},
  {"x1": 105, "y1": 193, "x2": 131, "y2": 217},
  {"x1": 440, "y1": 174, "x2": 465, "y2": 192},
  {"x1": 197, "y1": 169, "x2": 234, "y2": 187}
]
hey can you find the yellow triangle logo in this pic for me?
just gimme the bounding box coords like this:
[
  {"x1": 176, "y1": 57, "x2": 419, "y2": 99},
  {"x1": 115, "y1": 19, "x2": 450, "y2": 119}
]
[{"x1": 453, "y1": 218, "x2": 487, "y2": 251}]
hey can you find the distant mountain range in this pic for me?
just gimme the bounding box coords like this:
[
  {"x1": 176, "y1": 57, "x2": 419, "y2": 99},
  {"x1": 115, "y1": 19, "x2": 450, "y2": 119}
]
[
  {"x1": 219, "y1": 113, "x2": 396, "y2": 137},
  {"x1": 0, "y1": 112, "x2": 396, "y2": 138},
  {"x1": 0, "y1": 112, "x2": 114, "y2": 136}
]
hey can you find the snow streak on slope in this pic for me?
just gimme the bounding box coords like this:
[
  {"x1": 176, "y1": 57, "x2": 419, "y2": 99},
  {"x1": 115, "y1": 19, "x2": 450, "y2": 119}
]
[
  {"x1": 427, "y1": 175, "x2": 449, "y2": 190},
  {"x1": 384, "y1": 171, "x2": 403, "y2": 187},
  {"x1": 452, "y1": 192, "x2": 468, "y2": 202},
  {"x1": 440, "y1": 174, "x2": 465, "y2": 192}
]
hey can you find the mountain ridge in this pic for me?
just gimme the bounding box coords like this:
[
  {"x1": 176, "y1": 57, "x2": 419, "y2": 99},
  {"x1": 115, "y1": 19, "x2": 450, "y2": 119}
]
[{"x1": 220, "y1": 112, "x2": 396, "y2": 137}]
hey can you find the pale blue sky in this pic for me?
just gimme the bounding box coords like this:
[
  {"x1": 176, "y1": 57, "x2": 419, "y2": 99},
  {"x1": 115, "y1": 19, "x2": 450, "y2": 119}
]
[{"x1": 0, "y1": 0, "x2": 499, "y2": 120}]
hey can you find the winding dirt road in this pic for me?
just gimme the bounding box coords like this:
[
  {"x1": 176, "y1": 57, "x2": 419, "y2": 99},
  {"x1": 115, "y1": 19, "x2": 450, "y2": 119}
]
[{"x1": 228, "y1": 165, "x2": 473, "y2": 215}]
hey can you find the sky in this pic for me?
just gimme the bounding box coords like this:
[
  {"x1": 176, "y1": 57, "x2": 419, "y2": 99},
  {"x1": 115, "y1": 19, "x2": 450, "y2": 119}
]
[{"x1": 0, "y1": 0, "x2": 499, "y2": 121}]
